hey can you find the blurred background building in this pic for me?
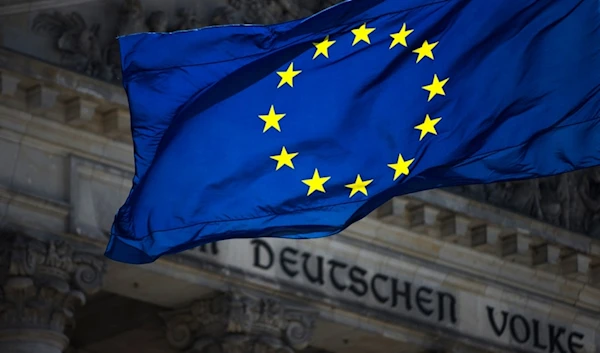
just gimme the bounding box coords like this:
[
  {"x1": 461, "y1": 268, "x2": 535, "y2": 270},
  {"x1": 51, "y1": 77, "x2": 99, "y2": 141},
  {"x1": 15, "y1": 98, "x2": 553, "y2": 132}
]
[{"x1": 0, "y1": 1, "x2": 599, "y2": 352}]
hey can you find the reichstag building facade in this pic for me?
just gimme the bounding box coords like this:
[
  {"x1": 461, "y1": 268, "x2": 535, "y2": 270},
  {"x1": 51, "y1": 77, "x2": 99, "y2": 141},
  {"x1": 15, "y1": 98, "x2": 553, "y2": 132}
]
[{"x1": 0, "y1": 1, "x2": 598, "y2": 352}]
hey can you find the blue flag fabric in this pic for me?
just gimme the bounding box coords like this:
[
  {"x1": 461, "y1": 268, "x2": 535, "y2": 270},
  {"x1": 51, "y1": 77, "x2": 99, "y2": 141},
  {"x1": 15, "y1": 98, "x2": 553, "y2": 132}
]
[{"x1": 106, "y1": 0, "x2": 600, "y2": 264}]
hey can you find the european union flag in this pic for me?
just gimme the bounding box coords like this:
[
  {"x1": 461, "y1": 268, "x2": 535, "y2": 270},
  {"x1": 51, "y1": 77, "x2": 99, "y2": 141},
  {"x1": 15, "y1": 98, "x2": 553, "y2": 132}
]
[{"x1": 106, "y1": 0, "x2": 600, "y2": 264}]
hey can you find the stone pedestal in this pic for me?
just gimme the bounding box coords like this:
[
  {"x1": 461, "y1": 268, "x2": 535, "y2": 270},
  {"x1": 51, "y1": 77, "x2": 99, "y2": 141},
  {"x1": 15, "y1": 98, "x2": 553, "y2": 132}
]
[
  {"x1": 161, "y1": 291, "x2": 317, "y2": 353},
  {"x1": 0, "y1": 234, "x2": 105, "y2": 353}
]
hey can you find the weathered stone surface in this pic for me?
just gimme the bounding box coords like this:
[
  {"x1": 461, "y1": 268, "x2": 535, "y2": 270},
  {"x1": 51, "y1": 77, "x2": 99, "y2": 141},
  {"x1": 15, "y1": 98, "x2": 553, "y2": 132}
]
[
  {"x1": 102, "y1": 108, "x2": 130, "y2": 138},
  {"x1": 161, "y1": 291, "x2": 316, "y2": 353},
  {"x1": 68, "y1": 155, "x2": 132, "y2": 240},
  {"x1": 0, "y1": 233, "x2": 105, "y2": 352},
  {"x1": 65, "y1": 97, "x2": 97, "y2": 126},
  {"x1": 0, "y1": 72, "x2": 20, "y2": 96},
  {"x1": 450, "y1": 168, "x2": 600, "y2": 239},
  {"x1": 26, "y1": 84, "x2": 58, "y2": 110}
]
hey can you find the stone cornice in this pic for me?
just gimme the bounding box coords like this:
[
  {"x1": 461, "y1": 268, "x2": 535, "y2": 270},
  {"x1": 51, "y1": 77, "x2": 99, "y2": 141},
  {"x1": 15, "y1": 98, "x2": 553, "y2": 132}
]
[
  {"x1": 0, "y1": 47, "x2": 134, "y2": 157},
  {"x1": 345, "y1": 216, "x2": 600, "y2": 311},
  {"x1": 362, "y1": 193, "x2": 600, "y2": 290},
  {"x1": 0, "y1": 47, "x2": 126, "y2": 106},
  {"x1": 411, "y1": 189, "x2": 600, "y2": 256}
]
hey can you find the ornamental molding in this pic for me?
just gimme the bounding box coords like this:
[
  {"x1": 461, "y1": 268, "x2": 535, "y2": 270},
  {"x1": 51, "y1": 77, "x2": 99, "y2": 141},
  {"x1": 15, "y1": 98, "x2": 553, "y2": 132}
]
[
  {"x1": 160, "y1": 291, "x2": 316, "y2": 353},
  {"x1": 0, "y1": 233, "x2": 105, "y2": 334}
]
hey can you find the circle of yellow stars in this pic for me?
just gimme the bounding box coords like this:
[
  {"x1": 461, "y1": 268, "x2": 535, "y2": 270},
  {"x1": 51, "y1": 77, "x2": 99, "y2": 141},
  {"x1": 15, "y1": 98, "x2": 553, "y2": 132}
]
[{"x1": 257, "y1": 22, "x2": 448, "y2": 197}]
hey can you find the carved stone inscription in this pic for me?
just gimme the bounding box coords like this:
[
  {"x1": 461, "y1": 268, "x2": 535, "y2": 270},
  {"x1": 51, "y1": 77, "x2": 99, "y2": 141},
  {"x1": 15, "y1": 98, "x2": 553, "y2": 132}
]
[
  {"x1": 196, "y1": 240, "x2": 590, "y2": 352},
  {"x1": 250, "y1": 239, "x2": 457, "y2": 325},
  {"x1": 486, "y1": 307, "x2": 585, "y2": 353}
]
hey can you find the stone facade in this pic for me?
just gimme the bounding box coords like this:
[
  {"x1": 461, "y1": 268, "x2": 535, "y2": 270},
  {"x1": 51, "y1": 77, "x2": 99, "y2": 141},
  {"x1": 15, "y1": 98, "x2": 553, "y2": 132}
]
[{"x1": 0, "y1": 1, "x2": 599, "y2": 353}]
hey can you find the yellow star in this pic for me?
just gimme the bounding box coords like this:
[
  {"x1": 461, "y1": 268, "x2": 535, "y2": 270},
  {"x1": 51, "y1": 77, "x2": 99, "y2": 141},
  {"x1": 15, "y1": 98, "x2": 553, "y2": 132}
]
[
  {"x1": 345, "y1": 174, "x2": 373, "y2": 198},
  {"x1": 414, "y1": 114, "x2": 442, "y2": 140},
  {"x1": 413, "y1": 40, "x2": 439, "y2": 63},
  {"x1": 258, "y1": 105, "x2": 286, "y2": 132},
  {"x1": 313, "y1": 35, "x2": 336, "y2": 59},
  {"x1": 351, "y1": 23, "x2": 375, "y2": 46},
  {"x1": 277, "y1": 63, "x2": 301, "y2": 88},
  {"x1": 388, "y1": 154, "x2": 415, "y2": 181},
  {"x1": 270, "y1": 147, "x2": 299, "y2": 170},
  {"x1": 389, "y1": 23, "x2": 413, "y2": 49},
  {"x1": 422, "y1": 74, "x2": 449, "y2": 102},
  {"x1": 302, "y1": 169, "x2": 331, "y2": 196}
]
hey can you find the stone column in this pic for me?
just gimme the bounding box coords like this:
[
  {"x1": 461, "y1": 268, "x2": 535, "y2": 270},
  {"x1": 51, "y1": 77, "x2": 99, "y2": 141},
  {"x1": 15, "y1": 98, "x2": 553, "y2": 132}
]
[
  {"x1": 161, "y1": 291, "x2": 317, "y2": 353},
  {"x1": 0, "y1": 234, "x2": 105, "y2": 353}
]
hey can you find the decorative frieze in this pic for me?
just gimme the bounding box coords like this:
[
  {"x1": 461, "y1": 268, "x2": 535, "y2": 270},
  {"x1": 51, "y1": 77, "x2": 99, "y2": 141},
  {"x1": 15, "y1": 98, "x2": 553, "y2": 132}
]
[{"x1": 160, "y1": 291, "x2": 316, "y2": 353}]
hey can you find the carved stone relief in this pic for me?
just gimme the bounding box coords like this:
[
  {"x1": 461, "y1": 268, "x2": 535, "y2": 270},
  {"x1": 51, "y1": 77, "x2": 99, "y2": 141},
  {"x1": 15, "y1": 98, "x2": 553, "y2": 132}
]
[
  {"x1": 31, "y1": 0, "x2": 344, "y2": 82},
  {"x1": 0, "y1": 233, "x2": 105, "y2": 351},
  {"x1": 31, "y1": 11, "x2": 112, "y2": 80},
  {"x1": 449, "y1": 167, "x2": 600, "y2": 239},
  {"x1": 160, "y1": 291, "x2": 316, "y2": 353}
]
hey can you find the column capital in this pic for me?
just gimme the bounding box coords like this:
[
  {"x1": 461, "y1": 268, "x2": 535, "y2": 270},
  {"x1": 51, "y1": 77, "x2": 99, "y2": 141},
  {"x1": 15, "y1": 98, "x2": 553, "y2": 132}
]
[
  {"x1": 0, "y1": 233, "x2": 106, "y2": 352},
  {"x1": 161, "y1": 291, "x2": 317, "y2": 353}
]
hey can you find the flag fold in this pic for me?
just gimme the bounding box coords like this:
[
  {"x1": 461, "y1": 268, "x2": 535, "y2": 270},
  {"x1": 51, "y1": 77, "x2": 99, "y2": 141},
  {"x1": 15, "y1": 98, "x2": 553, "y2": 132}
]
[{"x1": 106, "y1": 0, "x2": 600, "y2": 264}]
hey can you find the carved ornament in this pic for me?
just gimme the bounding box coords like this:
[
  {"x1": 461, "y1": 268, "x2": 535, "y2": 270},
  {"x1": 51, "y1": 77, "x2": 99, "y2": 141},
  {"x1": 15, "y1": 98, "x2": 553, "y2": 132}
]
[
  {"x1": 0, "y1": 234, "x2": 105, "y2": 333},
  {"x1": 160, "y1": 291, "x2": 316, "y2": 353}
]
